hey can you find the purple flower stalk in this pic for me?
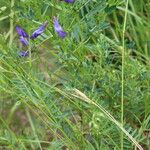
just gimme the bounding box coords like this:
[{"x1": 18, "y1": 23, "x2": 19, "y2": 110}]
[
  {"x1": 64, "y1": 0, "x2": 75, "y2": 3},
  {"x1": 19, "y1": 51, "x2": 29, "y2": 57},
  {"x1": 30, "y1": 21, "x2": 48, "y2": 39},
  {"x1": 16, "y1": 26, "x2": 29, "y2": 37},
  {"x1": 53, "y1": 17, "x2": 67, "y2": 39}
]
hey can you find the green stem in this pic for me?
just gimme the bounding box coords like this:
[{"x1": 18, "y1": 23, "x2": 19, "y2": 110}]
[
  {"x1": 26, "y1": 108, "x2": 42, "y2": 150},
  {"x1": 9, "y1": 0, "x2": 15, "y2": 46},
  {"x1": 29, "y1": 38, "x2": 32, "y2": 68},
  {"x1": 121, "y1": 0, "x2": 129, "y2": 150}
]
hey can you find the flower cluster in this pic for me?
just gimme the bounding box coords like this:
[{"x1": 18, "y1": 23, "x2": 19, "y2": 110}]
[
  {"x1": 16, "y1": 0, "x2": 75, "y2": 57},
  {"x1": 16, "y1": 21, "x2": 48, "y2": 57}
]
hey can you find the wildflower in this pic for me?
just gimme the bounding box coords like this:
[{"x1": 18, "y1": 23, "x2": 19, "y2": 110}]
[
  {"x1": 16, "y1": 26, "x2": 29, "y2": 45},
  {"x1": 64, "y1": 0, "x2": 75, "y2": 3},
  {"x1": 16, "y1": 26, "x2": 29, "y2": 37},
  {"x1": 16, "y1": 21, "x2": 48, "y2": 57},
  {"x1": 30, "y1": 21, "x2": 48, "y2": 39},
  {"x1": 19, "y1": 51, "x2": 29, "y2": 57},
  {"x1": 53, "y1": 17, "x2": 67, "y2": 38},
  {"x1": 19, "y1": 36, "x2": 29, "y2": 46}
]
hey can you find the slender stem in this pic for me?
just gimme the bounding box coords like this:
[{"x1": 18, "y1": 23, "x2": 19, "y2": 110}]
[
  {"x1": 26, "y1": 108, "x2": 42, "y2": 150},
  {"x1": 121, "y1": 0, "x2": 129, "y2": 149},
  {"x1": 9, "y1": 0, "x2": 15, "y2": 46},
  {"x1": 29, "y1": 38, "x2": 32, "y2": 68}
]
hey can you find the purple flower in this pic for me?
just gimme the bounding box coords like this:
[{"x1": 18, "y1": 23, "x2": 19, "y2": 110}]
[
  {"x1": 64, "y1": 0, "x2": 75, "y2": 3},
  {"x1": 53, "y1": 17, "x2": 67, "y2": 38},
  {"x1": 30, "y1": 21, "x2": 48, "y2": 39},
  {"x1": 16, "y1": 26, "x2": 29, "y2": 37},
  {"x1": 16, "y1": 26, "x2": 29, "y2": 45},
  {"x1": 16, "y1": 21, "x2": 48, "y2": 57},
  {"x1": 20, "y1": 36, "x2": 29, "y2": 46},
  {"x1": 19, "y1": 51, "x2": 29, "y2": 57}
]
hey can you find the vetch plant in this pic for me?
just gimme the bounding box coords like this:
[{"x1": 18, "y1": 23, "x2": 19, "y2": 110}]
[
  {"x1": 16, "y1": 21, "x2": 48, "y2": 56},
  {"x1": 0, "y1": 0, "x2": 149, "y2": 149},
  {"x1": 16, "y1": 18, "x2": 68, "y2": 57}
]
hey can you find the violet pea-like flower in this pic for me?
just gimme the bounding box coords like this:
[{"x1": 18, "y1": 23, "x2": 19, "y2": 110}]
[
  {"x1": 30, "y1": 21, "x2": 48, "y2": 39},
  {"x1": 53, "y1": 17, "x2": 67, "y2": 39},
  {"x1": 19, "y1": 51, "x2": 29, "y2": 57},
  {"x1": 64, "y1": 0, "x2": 75, "y2": 3},
  {"x1": 16, "y1": 26, "x2": 29, "y2": 45},
  {"x1": 16, "y1": 26, "x2": 29, "y2": 37}
]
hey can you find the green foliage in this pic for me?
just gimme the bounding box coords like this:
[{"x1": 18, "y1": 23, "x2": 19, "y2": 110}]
[{"x1": 0, "y1": 0, "x2": 150, "y2": 149}]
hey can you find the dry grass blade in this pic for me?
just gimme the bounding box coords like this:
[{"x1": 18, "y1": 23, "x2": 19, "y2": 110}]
[{"x1": 70, "y1": 89, "x2": 143, "y2": 150}]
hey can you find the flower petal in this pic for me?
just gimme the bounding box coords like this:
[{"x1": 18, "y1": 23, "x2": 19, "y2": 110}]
[
  {"x1": 19, "y1": 51, "x2": 29, "y2": 57},
  {"x1": 20, "y1": 36, "x2": 29, "y2": 46},
  {"x1": 58, "y1": 31, "x2": 67, "y2": 38},
  {"x1": 64, "y1": 0, "x2": 75, "y2": 3},
  {"x1": 53, "y1": 17, "x2": 67, "y2": 39},
  {"x1": 30, "y1": 21, "x2": 48, "y2": 39},
  {"x1": 16, "y1": 26, "x2": 29, "y2": 37}
]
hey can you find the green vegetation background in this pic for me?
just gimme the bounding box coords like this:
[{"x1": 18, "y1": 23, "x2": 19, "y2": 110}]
[{"x1": 0, "y1": 0, "x2": 150, "y2": 149}]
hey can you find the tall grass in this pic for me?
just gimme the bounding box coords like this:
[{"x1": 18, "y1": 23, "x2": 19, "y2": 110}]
[{"x1": 121, "y1": 0, "x2": 129, "y2": 149}]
